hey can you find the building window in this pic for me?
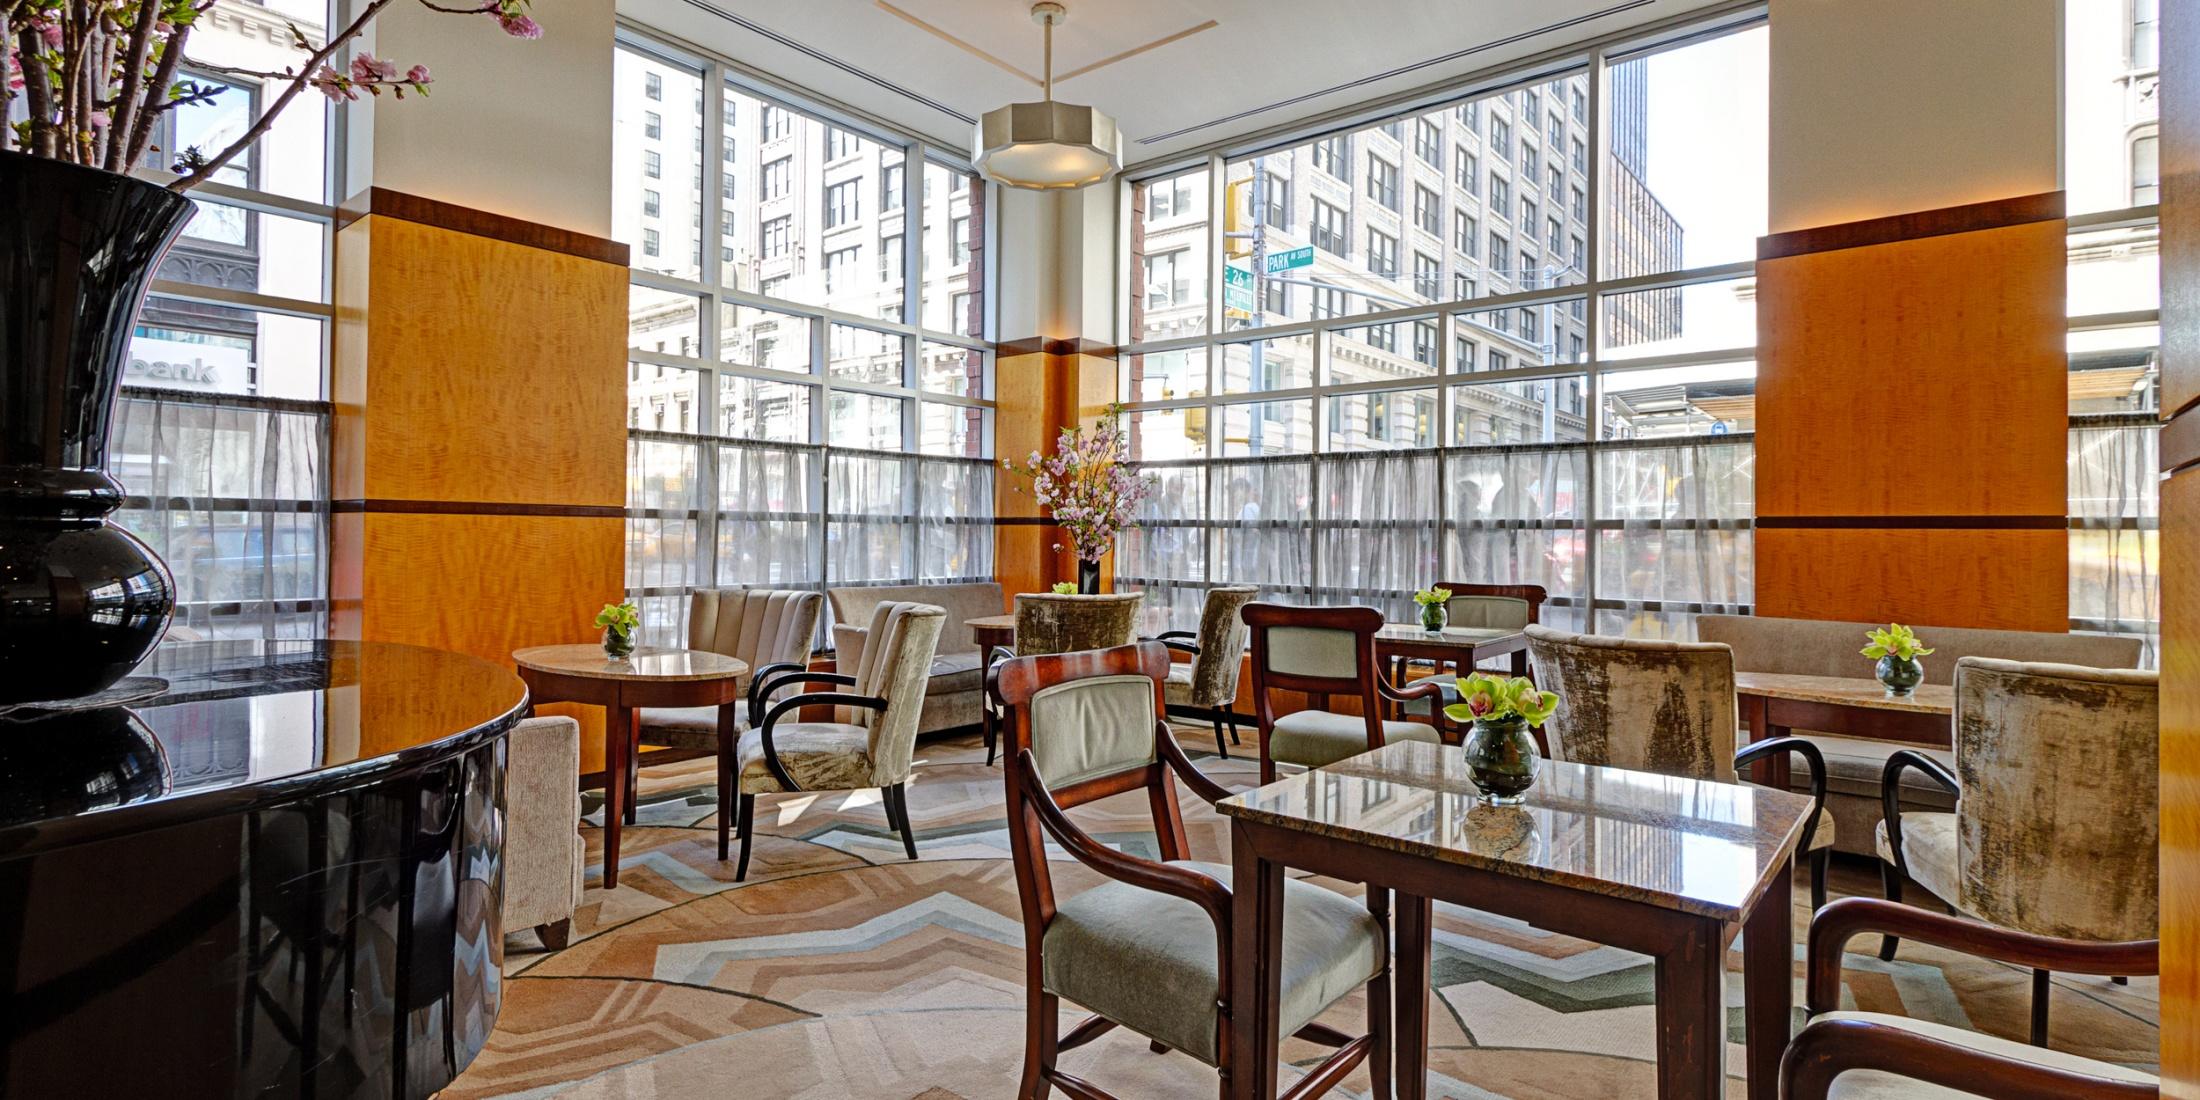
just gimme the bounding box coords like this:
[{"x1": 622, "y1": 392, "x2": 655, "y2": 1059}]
[
  {"x1": 1144, "y1": 250, "x2": 1189, "y2": 309},
  {"x1": 645, "y1": 71, "x2": 662, "y2": 100},
  {"x1": 644, "y1": 150, "x2": 662, "y2": 178},
  {"x1": 880, "y1": 233, "x2": 904, "y2": 278},
  {"x1": 2133, "y1": 133, "x2": 2160, "y2": 204},
  {"x1": 1148, "y1": 173, "x2": 1197, "y2": 218},
  {"x1": 1571, "y1": 85, "x2": 1586, "y2": 121},
  {"x1": 1522, "y1": 198, "x2": 1539, "y2": 236},
  {"x1": 1413, "y1": 185, "x2": 1442, "y2": 235},
  {"x1": 760, "y1": 105, "x2": 789, "y2": 142},
  {"x1": 1456, "y1": 148, "x2": 1477, "y2": 195},
  {"x1": 1548, "y1": 215, "x2": 1564, "y2": 253},
  {"x1": 2134, "y1": 0, "x2": 2159, "y2": 68},
  {"x1": 881, "y1": 163, "x2": 903, "y2": 211},
  {"x1": 1454, "y1": 211, "x2": 1478, "y2": 255},
  {"x1": 1313, "y1": 136, "x2": 1351, "y2": 182},
  {"x1": 1571, "y1": 186, "x2": 1586, "y2": 221},
  {"x1": 644, "y1": 111, "x2": 662, "y2": 139},
  {"x1": 1458, "y1": 99, "x2": 1478, "y2": 128},
  {"x1": 1572, "y1": 137, "x2": 1586, "y2": 172},
  {"x1": 1311, "y1": 198, "x2": 1348, "y2": 255},
  {"x1": 826, "y1": 127, "x2": 860, "y2": 158},
  {"x1": 1491, "y1": 175, "x2": 1510, "y2": 218},
  {"x1": 1453, "y1": 273, "x2": 1475, "y2": 301},
  {"x1": 1415, "y1": 119, "x2": 1442, "y2": 166},
  {"x1": 1413, "y1": 252, "x2": 1440, "y2": 299},
  {"x1": 1489, "y1": 233, "x2": 1510, "y2": 280},
  {"x1": 824, "y1": 246, "x2": 859, "y2": 292},
  {"x1": 762, "y1": 156, "x2": 790, "y2": 199},
  {"x1": 1490, "y1": 117, "x2": 1510, "y2": 161},
  {"x1": 1367, "y1": 324, "x2": 1397, "y2": 353},
  {"x1": 1312, "y1": 286, "x2": 1347, "y2": 320},
  {"x1": 1368, "y1": 156, "x2": 1400, "y2": 210},
  {"x1": 825, "y1": 179, "x2": 859, "y2": 227},
  {"x1": 1367, "y1": 229, "x2": 1398, "y2": 278},
  {"x1": 643, "y1": 228, "x2": 660, "y2": 256},
  {"x1": 1264, "y1": 277, "x2": 1289, "y2": 316},
  {"x1": 1523, "y1": 142, "x2": 1540, "y2": 181},
  {"x1": 762, "y1": 215, "x2": 790, "y2": 257},
  {"x1": 643, "y1": 189, "x2": 661, "y2": 218},
  {"x1": 1549, "y1": 165, "x2": 1564, "y2": 197},
  {"x1": 1262, "y1": 170, "x2": 1291, "y2": 230},
  {"x1": 951, "y1": 216, "x2": 971, "y2": 264}
]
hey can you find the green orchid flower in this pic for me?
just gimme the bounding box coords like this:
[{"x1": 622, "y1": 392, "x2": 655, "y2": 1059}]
[
  {"x1": 1861, "y1": 623, "x2": 1935, "y2": 662},
  {"x1": 1443, "y1": 671, "x2": 1562, "y2": 728},
  {"x1": 594, "y1": 601, "x2": 641, "y2": 639},
  {"x1": 1412, "y1": 587, "x2": 1452, "y2": 608}
]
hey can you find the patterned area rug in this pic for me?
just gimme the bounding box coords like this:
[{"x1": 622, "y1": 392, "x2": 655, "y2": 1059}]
[{"x1": 444, "y1": 726, "x2": 2159, "y2": 1099}]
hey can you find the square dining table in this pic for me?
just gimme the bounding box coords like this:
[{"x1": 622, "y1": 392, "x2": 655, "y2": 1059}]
[{"x1": 1220, "y1": 740, "x2": 1813, "y2": 1100}]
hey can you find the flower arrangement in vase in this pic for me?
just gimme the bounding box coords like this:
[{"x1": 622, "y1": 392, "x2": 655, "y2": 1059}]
[
  {"x1": 1443, "y1": 673, "x2": 1561, "y2": 804},
  {"x1": 1412, "y1": 587, "x2": 1451, "y2": 633},
  {"x1": 1003, "y1": 407, "x2": 1154, "y2": 594},
  {"x1": 1861, "y1": 624, "x2": 1934, "y2": 697},
  {"x1": 595, "y1": 602, "x2": 641, "y2": 659}
]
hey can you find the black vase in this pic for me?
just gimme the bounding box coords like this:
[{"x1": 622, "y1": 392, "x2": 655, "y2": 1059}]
[
  {"x1": 0, "y1": 151, "x2": 194, "y2": 704},
  {"x1": 1076, "y1": 558, "x2": 1101, "y2": 594}
]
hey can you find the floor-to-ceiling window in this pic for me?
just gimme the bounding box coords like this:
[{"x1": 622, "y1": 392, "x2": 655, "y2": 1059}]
[
  {"x1": 1118, "y1": 15, "x2": 1765, "y2": 639},
  {"x1": 614, "y1": 30, "x2": 995, "y2": 647},
  {"x1": 116, "y1": 0, "x2": 335, "y2": 639}
]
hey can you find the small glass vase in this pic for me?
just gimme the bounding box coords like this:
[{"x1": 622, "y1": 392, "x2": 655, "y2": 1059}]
[
  {"x1": 1419, "y1": 601, "x2": 1447, "y2": 633},
  {"x1": 603, "y1": 629, "x2": 636, "y2": 659},
  {"x1": 1463, "y1": 717, "x2": 1540, "y2": 804},
  {"x1": 1875, "y1": 654, "x2": 1923, "y2": 697}
]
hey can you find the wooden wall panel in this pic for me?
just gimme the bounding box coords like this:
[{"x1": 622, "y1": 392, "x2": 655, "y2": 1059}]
[
  {"x1": 1754, "y1": 527, "x2": 2067, "y2": 632},
  {"x1": 992, "y1": 349, "x2": 1118, "y2": 597},
  {"x1": 2159, "y1": 3, "x2": 2198, "y2": 1090}
]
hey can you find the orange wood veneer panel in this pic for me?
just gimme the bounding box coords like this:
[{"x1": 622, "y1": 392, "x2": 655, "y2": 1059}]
[{"x1": 1754, "y1": 527, "x2": 2067, "y2": 632}]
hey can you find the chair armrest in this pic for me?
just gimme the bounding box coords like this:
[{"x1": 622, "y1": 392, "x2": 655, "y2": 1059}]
[
  {"x1": 755, "y1": 691, "x2": 886, "y2": 792},
  {"x1": 1781, "y1": 1015, "x2": 2159, "y2": 1100},
  {"x1": 1013, "y1": 749, "x2": 1232, "y2": 938},
  {"x1": 1880, "y1": 748, "x2": 1959, "y2": 880},
  {"x1": 750, "y1": 666, "x2": 855, "y2": 717},
  {"x1": 1156, "y1": 639, "x2": 1201, "y2": 657},
  {"x1": 1153, "y1": 630, "x2": 1198, "y2": 641},
  {"x1": 1155, "y1": 721, "x2": 1233, "y2": 806},
  {"x1": 1736, "y1": 735, "x2": 1829, "y2": 853},
  {"x1": 1805, "y1": 898, "x2": 2158, "y2": 1013},
  {"x1": 1378, "y1": 676, "x2": 1446, "y2": 705}
]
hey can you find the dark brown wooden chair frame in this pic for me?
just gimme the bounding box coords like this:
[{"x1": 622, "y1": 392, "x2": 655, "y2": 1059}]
[
  {"x1": 1244, "y1": 602, "x2": 1449, "y2": 783},
  {"x1": 991, "y1": 642, "x2": 1390, "y2": 1100},
  {"x1": 1780, "y1": 897, "x2": 2159, "y2": 1099}
]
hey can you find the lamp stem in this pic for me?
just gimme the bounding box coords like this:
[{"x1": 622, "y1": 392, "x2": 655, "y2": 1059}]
[{"x1": 1042, "y1": 15, "x2": 1053, "y2": 102}]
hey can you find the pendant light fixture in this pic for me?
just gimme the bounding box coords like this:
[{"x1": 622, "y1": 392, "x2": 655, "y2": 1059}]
[{"x1": 974, "y1": 2, "x2": 1123, "y2": 191}]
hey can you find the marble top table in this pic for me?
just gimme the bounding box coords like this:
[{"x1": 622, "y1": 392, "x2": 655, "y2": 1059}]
[
  {"x1": 965, "y1": 613, "x2": 1018, "y2": 654},
  {"x1": 1735, "y1": 672, "x2": 1954, "y2": 788},
  {"x1": 1219, "y1": 740, "x2": 1812, "y2": 1100},
  {"x1": 513, "y1": 645, "x2": 748, "y2": 889}
]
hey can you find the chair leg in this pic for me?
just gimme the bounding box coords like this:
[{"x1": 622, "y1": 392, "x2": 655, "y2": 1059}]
[
  {"x1": 1225, "y1": 712, "x2": 1242, "y2": 746},
  {"x1": 2031, "y1": 968, "x2": 2051, "y2": 1046},
  {"x1": 1877, "y1": 859, "x2": 1903, "y2": 961},
  {"x1": 1366, "y1": 887, "x2": 1393, "y2": 1098},
  {"x1": 1211, "y1": 715, "x2": 1230, "y2": 760},
  {"x1": 984, "y1": 704, "x2": 1000, "y2": 767},
  {"x1": 2112, "y1": 975, "x2": 2130, "y2": 986},
  {"x1": 535, "y1": 918, "x2": 571, "y2": 951},
  {"x1": 1810, "y1": 848, "x2": 1830, "y2": 911},
  {"x1": 624, "y1": 730, "x2": 641, "y2": 825},
  {"x1": 734, "y1": 794, "x2": 758, "y2": 882},
  {"x1": 1021, "y1": 990, "x2": 1059, "y2": 1099},
  {"x1": 1149, "y1": 1039, "x2": 1168, "y2": 1054},
  {"x1": 887, "y1": 783, "x2": 919, "y2": 862}
]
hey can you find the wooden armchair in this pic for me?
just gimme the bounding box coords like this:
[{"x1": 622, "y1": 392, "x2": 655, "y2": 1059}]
[
  {"x1": 981, "y1": 592, "x2": 1143, "y2": 766},
  {"x1": 992, "y1": 642, "x2": 1389, "y2": 1100},
  {"x1": 1244, "y1": 602, "x2": 1448, "y2": 783},
  {"x1": 1780, "y1": 898, "x2": 2158, "y2": 1099}
]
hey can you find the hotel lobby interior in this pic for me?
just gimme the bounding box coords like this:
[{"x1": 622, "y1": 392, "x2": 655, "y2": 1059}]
[{"x1": 1, "y1": 0, "x2": 2193, "y2": 1096}]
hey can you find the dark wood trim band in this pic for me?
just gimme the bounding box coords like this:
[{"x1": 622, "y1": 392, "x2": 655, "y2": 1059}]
[
  {"x1": 332, "y1": 499, "x2": 625, "y2": 518},
  {"x1": 995, "y1": 337, "x2": 1119, "y2": 359},
  {"x1": 1755, "y1": 515, "x2": 2068, "y2": 530},
  {"x1": 2165, "y1": 408, "x2": 2200, "y2": 476},
  {"x1": 336, "y1": 187, "x2": 630, "y2": 266},
  {"x1": 1756, "y1": 192, "x2": 2065, "y2": 261}
]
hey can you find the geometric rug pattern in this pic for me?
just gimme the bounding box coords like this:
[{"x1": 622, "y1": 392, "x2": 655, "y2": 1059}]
[{"x1": 443, "y1": 725, "x2": 2160, "y2": 1099}]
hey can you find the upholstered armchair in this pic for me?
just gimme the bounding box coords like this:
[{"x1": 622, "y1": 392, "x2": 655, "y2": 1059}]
[
  {"x1": 980, "y1": 591, "x2": 1142, "y2": 765},
  {"x1": 1244, "y1": 603, "x2": 1446, "y2": 783},
  {"x1": 993, "y1": 642, "x2": 1389, "y2": 1099},
  {"x1": 1524, "y1": 625, "x2": 1836, "y2": 908},
  {"x1": 730, "y1": 601, "x2": 945, "y2": 881},
  {"x1": 637, "y1": 587, "x2": 822, "y2": 745},
  {"x1": 1878, "y1": 657, "x2": 2158, "y2": 1045},
  {"x1": 1781, "y1": 898, "x2": 2157, "y2": 1098},
  {"x1": 1146, "y1": 584, "x2": 1258, "y2": 759},
  {"x1": 503, "y1": 715, "x2": 586, "y2": 950}
]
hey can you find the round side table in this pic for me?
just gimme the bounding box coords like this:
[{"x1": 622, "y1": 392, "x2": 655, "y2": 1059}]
[{"x1": 512, "y1": 645, "x2": 747, "y2": 889}]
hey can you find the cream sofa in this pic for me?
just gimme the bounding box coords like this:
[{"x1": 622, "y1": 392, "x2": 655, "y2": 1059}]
[
  {"x1": 829, "y1": 582, "x2": 1003, "y2": 735},
  {"x1": 1695, "y1": 615, "x2": 2143, "y2": 857}
]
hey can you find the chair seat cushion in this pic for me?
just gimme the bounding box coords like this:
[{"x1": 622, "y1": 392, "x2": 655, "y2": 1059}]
[
  {"x1": 926, "y1": 650, "x2": 983, "y2": 695},
  {"x1": 1041, "y1": 860, "x2": 1382, "y2": 1066},
  {"x1": 1874, "y1": 811, "x2": 1961, "y2": 907},
  {"x1": 1811, "y1": 1012, "x2": 2156, "y2": 1099},
  {"x1": 1163, "y1": 663, "x2": 1197, "y2": 704},
  {"x1": 1270, "y1": 710, "x2": 1440, "y2": 770},
  {"x1": 736, "y1": 722, "x2": 874, "y2": 794},
  {"x1": 636, "y1": 702, "x2": 749, "y2": 749}
]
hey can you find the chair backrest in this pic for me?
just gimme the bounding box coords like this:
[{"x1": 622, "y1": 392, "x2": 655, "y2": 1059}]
[
  {"x1": 1243, "y1": 602, "x2": 1387, "y2": 723},
  {"x1": 687, "y1": 588, "x2": 821, "y2": 689},
  {"x1": 1011, "y1": 592, "x2": 1143, "y2": 657},
  {"x1": 848, "y1": 601, "x2": 946, "y2": 784},
  {"x1": 1185, "y1": 586, "x2": 1259, "y2": 708},
  {"x1": 1525, "y1": 624, "x2": 1738, "y2": 782},
  {"x1": 1436, "y1": 583, "x2": 1545, "y2": 631},
  {"x1": 1696, "y1": 614, "x2": 2144, "y2": 683},
  {"x1": 1952, "y1": 657, "x2": 2158, "y2": 941},
  {"x1": 829, "y1": 582, "x2": 1003, "y2": 654}
]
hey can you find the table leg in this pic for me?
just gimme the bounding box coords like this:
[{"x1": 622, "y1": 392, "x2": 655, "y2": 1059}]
[
  {"x1": 1394, "y1": 893, "x2": 1432, "y2": 1100},
  {"x1": 1743, "y1": 856, "x2": 1795, "y2": 1100},
  {"x1": 1653, "y1": 916, "x2": 1726, "y2": 1099},
  {"x1": 1509, "y1": 648, "x2": 1528, "y2": 678},
  {"x1": 602, "y1": 702, "x2": 628, "y2": 890},
  {"x1": 1228, "y1": 825, "x2": 1285, "y2": 1100}
]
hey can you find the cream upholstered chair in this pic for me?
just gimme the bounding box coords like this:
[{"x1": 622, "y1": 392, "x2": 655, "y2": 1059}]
[
  {"x1": 503, "y1": 715, "x2": 586, "y2": 949},
  {"x1": 1878, "y1": 657, "x2": 2158, "y2": 1046},
  {"x1": 1524, "y1": 624, "x2": 1837, "y2": 908},
  {"x1": 980, "y1": 591, "x2": 1142, "y2": 765},
  {"x1": 731, "y1": 601, "x2": 945, "y2": 881},
  {"x1": 993, "y1": 641, "x2": 1389, "y2": 1099},
  {"x1": 1148, "y1": 585, "x2": 1259, "y2": 759},
  {"x1": 1245, "y1": 602, "x2": 1446, "y2": 783},
  {"x1": 636, "y1": 587, "x2": 822, "y2": 745}
]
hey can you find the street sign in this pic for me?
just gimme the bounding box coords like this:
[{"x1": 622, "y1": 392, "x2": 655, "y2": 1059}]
[
  {"x1": 1223, "y1": 265, "x2": 1255, "y2": 312},
  {"x1": 1264, "y1": 246, "x2": 1313, "y2": 274}
]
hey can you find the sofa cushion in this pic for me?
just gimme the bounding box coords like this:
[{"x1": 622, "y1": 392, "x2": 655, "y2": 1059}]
[
  {"x1": 926, "y1": 650, "x2": 983, "y2": 695},
  {"x1": 1697, "y1": 615, "x2": 2142, "y2": 683}
]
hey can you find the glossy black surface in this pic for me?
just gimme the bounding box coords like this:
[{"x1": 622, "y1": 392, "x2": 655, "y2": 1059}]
[
  {"x1": 0, "y1": 150, "x2": 195, "y2": 703},
  {"x1": 0, "y1": 639, "x2": 527, "y2": 1099}
]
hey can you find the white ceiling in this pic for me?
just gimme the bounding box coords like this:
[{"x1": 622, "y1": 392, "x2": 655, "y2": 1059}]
[{"x1": 621, "y1": 0, "x2": 1732, "y2": 166}]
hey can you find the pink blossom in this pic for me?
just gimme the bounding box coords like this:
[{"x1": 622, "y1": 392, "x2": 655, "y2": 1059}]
[
  {"x1": 307, "y1": 63, "x2": 358, "y2": 101},
  {"x1": 497, "y1": 12, "x2": 543, "y2": 38},
  {"x1": 37, "y1": 22, "x2": 62, "y2": 47},
  {"x1": 407, "y1": 64, "x2": 433, "y2": 83},
  {"x1": 351, "y1": 52, "x2": 399, "y2": 82}
]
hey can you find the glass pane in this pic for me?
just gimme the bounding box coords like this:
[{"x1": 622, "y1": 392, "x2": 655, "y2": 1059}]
[
  {"x1": 2068, "y1": 422, "x2": 2158, "y2": 642},
  {"x1": 920, "y1": 340, "x2": 985, "y2": 397},
  {"x1": 719, "y1": 374, "x2": 813, "y2": 441},
  {"x1": 1601, "y1": 278, "x2": 1755, "y2": 360},
  {"x1": 1447, "y1": 447, "x2": 1586, "y2": 621},
  {"x1": 828, "y1": 452, "x2": 911, "y2": 581},
  {"x1": 629, "y1": 284, "x2": 703, "y2": 356},
  {"x1": 719, "y1": 301, "x2": 811, "y2": 372},
  {"x1": 1219, "y1": 333, "x2": 1314, "y2": 394},
  {"x1": 129, "y1": 298, "x2": 325, "y2": 399},
  {"x1": 629, "y1": 360, "x2": 706, "y2": 434},
  {"x1": 1328, "y1": 319, "x2": 1441, "y2": 382},
  {"x1": 2068, "y1": 224, "x2": 2162, "y2": 316},
  {"x1": 1219, "y1": 400, "x2": 1315, "y2": 456},
  {"x1": 1317, "y1": 451, "x2": 1439, "y2": 615},
  {"x1": 1594, "y1": 438, "x2": 1755, "y2": 639},
  {"x1": 828, "y1": 391, "x2": 904, "y2": 449},
  {"x1": 2065, "y1": 0, "x2": 2160, "y2": 215},
  {"x1": 1213, "y1": 460, "x2": 1312, "y2": 592},
  {"x1": 720, "y1": 87, "x2": 895, "y2": 313},
  {"x1": 165, "y1": 6, "x2": 331, "y2": 202},
  {"x1": 1600, "y1": 360, "x2": 1756, "y2": 439},
  {"x1": 164, "y1": 202, "x2": 327, "y2": 303},
  {"x1": 614, "y1": 48, "x2": 705, "y2": 281},
  {"x1": 920, "y1": 402, "x2": 984, "y2": 457},
  {"x1": 626, "y1": 435, "x2": 704, "y2": 598},
  {"x1": 1325, "y1": 389, "x2": 1437, "y2": 450},
  {"x1": 2070, "y1": 325, "x2": 2160, "y2": 414},
  {"x1": 1127, "y1": 348, "x2": 1207, "y2": 402},
  {"x1": 1134, "y1": 168, "x2": 1210, "y2": 340},
  {"x1": 1453, "y1": 297, "x2": 1587, "y2": 371},
  {"x1": 719, "y1": 443, "x2": 820, "y2": 587},
  {"x1": 1603, "y1": 26, "x2": 1767, "y2": 277},
  {"x1": 1125, "y1": 408, "x2": 1207, "y2": 461},
  {"x1": 828, "y1": 323, "x2": 902, "y2": 385},
  {"x1": 922, "y1": 160, "x2": 984, "y2": 336},
  {"x1": 1451, "y1": 376, "x2": 1590, "y2": 446}
]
